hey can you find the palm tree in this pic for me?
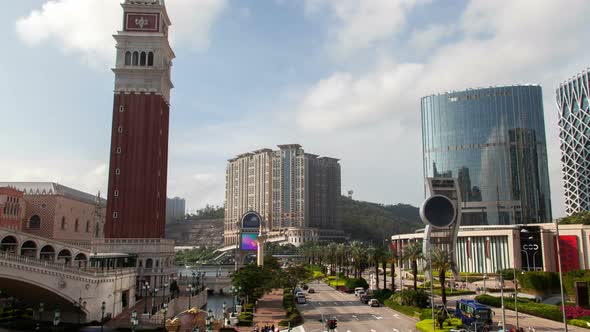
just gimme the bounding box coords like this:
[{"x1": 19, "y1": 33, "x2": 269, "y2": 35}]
[
  {"x1": 431, "y1": 247, "x2": 452, "y2": 307},
  {"x1": 387, "y1": 247, "x2": 399, "y2": 292},
  {"x1": 372, "y1": 246, "x2": 385, "y2": 290},
  {"x1": 326, "y1": 243, "x2": 338, "y2": 275},
  {"x1": 403, "y1": 242, "x2": 423, "y2": 291},
  {"x1": 381, "y1": 246, "x2": 388, "y2": 290},
  {"x1": 336, "y1": 243, "x2": 346, "y2": 274},
  {"x1": 349, "y1": 241, "x2": 365, "y2": 278}
]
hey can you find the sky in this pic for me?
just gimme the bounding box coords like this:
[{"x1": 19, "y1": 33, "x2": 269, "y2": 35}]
[{"x1": 2, "y1": 0, "x2": 590, "y2": 218}]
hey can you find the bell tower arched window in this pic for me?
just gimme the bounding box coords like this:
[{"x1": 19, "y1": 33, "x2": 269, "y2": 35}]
[
  {"x1": 125, "y1": 51, "x2": 131, "y2": 65},
  {"x1": 140, "y1": 52, "x2": 146, "y2": 66},
  {"x1": 132, "y1": 52, "x2": 139, "y2": 66},
  {"x1": 148, "y1": 52, "x2": 154, "y2": 66}
]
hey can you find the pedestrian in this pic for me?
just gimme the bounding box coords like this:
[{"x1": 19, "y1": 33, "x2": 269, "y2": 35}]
[{"x1": 272, "y1": 324, "x2": 275, "y2": 332}]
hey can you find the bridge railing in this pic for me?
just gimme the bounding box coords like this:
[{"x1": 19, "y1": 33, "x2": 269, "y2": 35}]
[
  {"x1": 0, "y1": 227, "x2": 91, "y2": 253},
  {"x1": 0, "y1": 251, "x2": 135, "y2": 278}
]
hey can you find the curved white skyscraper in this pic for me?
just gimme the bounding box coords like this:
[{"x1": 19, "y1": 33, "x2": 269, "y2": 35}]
[{"x1": 557, "y1": 68, "x2": 590, "y2": 215}]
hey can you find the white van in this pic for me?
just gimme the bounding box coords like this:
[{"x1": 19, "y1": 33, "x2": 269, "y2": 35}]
[{"x1": 354, "y1": 287, "x2": 365, "y2": 296}]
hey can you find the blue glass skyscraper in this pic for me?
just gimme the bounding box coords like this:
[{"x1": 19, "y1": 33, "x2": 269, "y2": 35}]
[{"x1": 421, "y1": 86, "x2": 552, "y2": 225}]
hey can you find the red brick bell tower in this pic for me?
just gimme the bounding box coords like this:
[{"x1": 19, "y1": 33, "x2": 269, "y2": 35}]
[{"x1": 105, "y1": 0, "x2": 174, "y2": 238}]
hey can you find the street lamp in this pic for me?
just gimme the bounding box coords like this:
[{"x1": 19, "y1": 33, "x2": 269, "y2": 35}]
[
  {"x1": 222, "y1": 302, "x2": 226, "y2": 327},
  {"x1": 163, "y1": 282, "x2": 169, "y2": 306},
  {"x1": 142, "y1": 282, "x2": 150, "y2": 314},
  {"x1": 39, "y1": 302, "x2": 44, "y2": 322},
  {"x1": 520, "y1": 226, "x2": 568, "y2": 332},
  {"x1": 483, "y1": 274, "x2": 487, "y2": 294},
  {"x1": 131, "y1": 310, "x2": 138, "y2": 332},
  {"x1": 192, "y1": 272, "x2": 196, "y2": 294},
  {"x1": 187, "y1": 284, "x2": 194, "y2": 310},
  {"x1": 162, "y1": 303, "x2": 168, "y2": 332},
  {"x1": 152, "y1": 288, "x2": 159, "y2": 315},
  {"x1": 100, "y1": 301, "x2": 106, "y2": 332},
  {"x1": 206, "y1": 308, "x2": 213, "y2": 332},
  {"x1": 513, "y1": 267, "x2": 519, "y2": 331},
  {"x1": 53, "y1": 309, "x2": 61, "y2": 328}
]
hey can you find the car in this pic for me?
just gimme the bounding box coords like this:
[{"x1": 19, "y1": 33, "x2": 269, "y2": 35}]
[
  {"x1": 368, "y1": 299, "x2": 380, "y2": 307},
  {"x1": 308, "y1": 288, "x2": 315, "y2": 293},
  {"x1": 354, "y1": 287, "x2": 365, "y2": 296},
  {"x1": 360, "y1": 294, "x2": 370, "y2": 304},
  {"x1": 296, "y1": 295, "x2": 306, "y2": 304},
  {"x1": 296, "y1": 291, "x2": 305, "y2": 298}
]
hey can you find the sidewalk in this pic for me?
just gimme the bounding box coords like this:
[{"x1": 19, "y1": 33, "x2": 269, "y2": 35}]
[{"x1": 252, "y1": 289, "x2": 285, "y2": 328}]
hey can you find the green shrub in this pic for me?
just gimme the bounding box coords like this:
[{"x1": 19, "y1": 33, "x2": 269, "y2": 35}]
[
  {"x1": 416, "y1": 318, "x2": 462, "y2": 332},
  {"x1": 395, "y1": 289, "x2": 430, "y2": 308},
  {"x1": 345, "y1": 278, "x2": 369, "y2": 290},
  {"x1": 564, "y1": 270, "x2": 590, "y2": 300},
  {"x1": 475, "y1": 294, "x2": 562, "y2": 322},
  {"x1": 518, "y1": 271, "x2": 559, "y2": 293},
  {"x1": 497, "y1": 269, "x2": 518, "y2": 281},
  {"x1": 569, "y1": 319, "x2": 590, "y2": 328},
  {"x1": 372, "y1": 289, "x2": 393, "y2": 303}
]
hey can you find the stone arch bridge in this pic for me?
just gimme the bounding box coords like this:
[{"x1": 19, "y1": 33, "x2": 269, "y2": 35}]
[{"x1": 0, "y1": 227, "x2": 136, "y2": 323}]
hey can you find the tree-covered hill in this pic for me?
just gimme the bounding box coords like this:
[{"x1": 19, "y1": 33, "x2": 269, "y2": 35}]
[{"x1": 339, "y1": 196, "x2": 423, "y2": 243}]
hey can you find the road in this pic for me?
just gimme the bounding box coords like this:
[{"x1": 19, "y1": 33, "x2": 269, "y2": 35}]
[{"x1": 298, "y1": 282, "x2": 417, "y2": 332}]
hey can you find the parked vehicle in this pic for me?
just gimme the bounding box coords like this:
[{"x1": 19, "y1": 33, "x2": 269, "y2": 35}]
[
  {"x1": 354, "y1": 287, "x2": 365, "y2": 296},
  {"x1": 368, "y1": 299, "x2": 380, "y2": 307},
  {"x1": 296, "y1": 295, "x2": 306, "y2": 304},
  {"x1": 360, "y1": 294, "x2": 370, "y2": 304},
  {"x1": 308, "y1": 288, "x2": 315, "y2": 293}
]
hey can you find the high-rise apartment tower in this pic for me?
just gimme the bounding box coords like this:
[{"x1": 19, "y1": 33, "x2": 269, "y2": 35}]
[
  {"x1": 557, "y1": 68, "x2": 590, "y2": 215},
  {"x1": 224, "y1": 145, "x2": 344, "y2": 246}
]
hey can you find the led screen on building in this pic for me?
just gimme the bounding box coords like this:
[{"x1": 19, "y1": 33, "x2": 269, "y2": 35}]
[{"x1": 241, "y1": 233, "x2": 258, "y2": 251}]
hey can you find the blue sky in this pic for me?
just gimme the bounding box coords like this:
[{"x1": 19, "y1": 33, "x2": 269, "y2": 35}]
[{"x1": 2, "y1": 0, "x2": 590, "y2": 218}]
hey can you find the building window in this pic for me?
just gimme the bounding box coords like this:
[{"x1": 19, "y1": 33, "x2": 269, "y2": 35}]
[
  {"x1": 132, "y1": 51, "x2": 139, "y2": 65},
  {"x1": 75, "y1": 219, "x2": 79, "y2": 232},
  {"x1": 95, "y1": 224, "x2": 100, "y2": 237},
  {"x1": 116, "y1": 168, "x2": 121, "y2": 175},
  {"x1": 148, "y1": 52, "x2": 154, "y2": 66},
  {"x1": 119, "y1": 105, "x2": 124, "y2": 112},
  {"x1": 124, "y1": 51, "x2": 131, "y2": 65},
  {"x1": 61, "y1": 217, "x2": 66, "y2": 230},
  {"x1": 113, "y1": 212, "x2": 118, "y2": 219},
  {"x1": 116, "y1": 147, "x2": 122, "y2": 154},
  {"x1": 86, "y1": 220, "x2": 90, "y2": 232},
  {"x1": 118, "y1": 126, "x2": 123, "y2": 133},
  {"x1": 140, "y1": 52, "x2": 147, "y2": 66},
  {"x1": 114, "y1": 190, "x2": 119, "y2": 197},
  {"x1": 29, "y1": 215, "x2": 41, "y2": 229}
]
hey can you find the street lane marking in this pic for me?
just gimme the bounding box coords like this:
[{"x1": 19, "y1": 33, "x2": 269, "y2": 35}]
[
  {"x1": 351, "y1": 315, "x2": 359, "y2": 321},
  {"x1": 370, "y1": 329, "x2": 376, "y2": 332},
  {"x1": 393, "y1": 314, "x2": 401, "y2": 320},
  {"x1": 393, "y1": 329, "x2": 399, "y2": 332}
]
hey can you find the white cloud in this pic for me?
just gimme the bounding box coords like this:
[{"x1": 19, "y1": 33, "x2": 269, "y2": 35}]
[
  {"x1": 16, "y1": 0, "x2": 227, "y2": 66},
  {"x1": 297, "y1": 62, "x2": 423, "y2": 131},
  {"x1": 304, "y1": 0, "x2": 424, "y2": 56},
  {"x1": 0, "y1": 159, "x2": 108, "y2": 197},
  {"x1": 295, "y1": 0, "x2": 590, "y2": 217},
  {"x1": 408, "y1": 24, "x2": 455, "y2": 52}
]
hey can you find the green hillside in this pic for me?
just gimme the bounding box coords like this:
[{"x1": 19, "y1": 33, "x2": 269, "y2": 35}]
[{"x1": 339, "y1": 196, "x2": 423, "y2": 243}]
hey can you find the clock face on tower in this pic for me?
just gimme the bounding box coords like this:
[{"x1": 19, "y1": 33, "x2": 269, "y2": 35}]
[{"x1": 124, "y1": 13, "x2": 160, "y2": 32}]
